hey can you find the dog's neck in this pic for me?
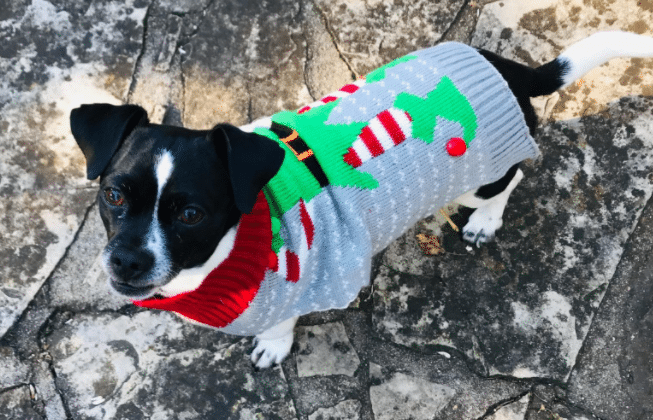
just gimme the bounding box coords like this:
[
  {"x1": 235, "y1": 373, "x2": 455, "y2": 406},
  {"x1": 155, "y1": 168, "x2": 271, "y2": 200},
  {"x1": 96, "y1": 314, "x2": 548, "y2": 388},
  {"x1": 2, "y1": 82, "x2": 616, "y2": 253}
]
[{"x1": 158, "y1": 224, "x2": 239, "y2": 297}]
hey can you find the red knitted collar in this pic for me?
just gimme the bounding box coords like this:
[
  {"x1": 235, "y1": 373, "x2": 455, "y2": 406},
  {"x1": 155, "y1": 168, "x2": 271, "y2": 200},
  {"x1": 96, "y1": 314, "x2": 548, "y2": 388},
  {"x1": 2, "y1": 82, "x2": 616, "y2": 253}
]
[{"x1": 133, "y1": 192, "x2": 275, "y2": 329}]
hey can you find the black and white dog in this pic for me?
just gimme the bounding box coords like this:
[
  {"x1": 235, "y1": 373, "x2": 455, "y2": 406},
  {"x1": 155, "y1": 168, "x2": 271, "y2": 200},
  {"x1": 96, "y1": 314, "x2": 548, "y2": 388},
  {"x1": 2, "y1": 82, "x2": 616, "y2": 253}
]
[{"x1": 70, "y1": 32, "x2": 653, "y2": 368}]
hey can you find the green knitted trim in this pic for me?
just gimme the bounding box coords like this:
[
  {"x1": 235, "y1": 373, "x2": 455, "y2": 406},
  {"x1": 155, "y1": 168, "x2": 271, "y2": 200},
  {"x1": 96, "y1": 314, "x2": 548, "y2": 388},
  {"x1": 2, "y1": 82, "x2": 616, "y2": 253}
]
[
  {"x1": 366, "y1": 54, "x2": 417, "y2": 83},
  {"x1": 394, "y1": 76, "x2": 477, "y2": 145}
]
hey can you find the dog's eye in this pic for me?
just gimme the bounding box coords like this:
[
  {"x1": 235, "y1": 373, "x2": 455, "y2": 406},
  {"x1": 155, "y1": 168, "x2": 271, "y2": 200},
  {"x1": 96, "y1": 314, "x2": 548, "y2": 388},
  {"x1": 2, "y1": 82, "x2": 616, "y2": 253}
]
[
  {"x1": 104, "y1": 188, "x2": 125, "y2": 206},
  {"x1": 179, "y1": 207, "x2": 204, "y2": 225}
]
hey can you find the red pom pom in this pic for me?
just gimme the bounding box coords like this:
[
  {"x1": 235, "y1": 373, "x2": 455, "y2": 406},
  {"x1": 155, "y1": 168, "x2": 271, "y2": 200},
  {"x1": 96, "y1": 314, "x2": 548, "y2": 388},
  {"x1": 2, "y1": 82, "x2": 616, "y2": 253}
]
[{"x1": 446, "y1": 137, "x2": 467, "y2": 157}]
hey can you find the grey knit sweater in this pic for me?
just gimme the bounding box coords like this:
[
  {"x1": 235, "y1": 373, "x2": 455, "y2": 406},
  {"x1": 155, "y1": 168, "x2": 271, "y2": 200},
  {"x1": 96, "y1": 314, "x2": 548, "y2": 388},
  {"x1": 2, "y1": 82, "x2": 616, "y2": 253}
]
[{"x1": 136, "y1": 42, "x2": 539, "y2": 335}]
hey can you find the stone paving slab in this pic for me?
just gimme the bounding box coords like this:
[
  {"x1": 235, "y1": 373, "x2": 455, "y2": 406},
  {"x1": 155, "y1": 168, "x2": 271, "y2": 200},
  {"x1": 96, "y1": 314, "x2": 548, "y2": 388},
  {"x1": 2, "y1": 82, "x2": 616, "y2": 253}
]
[
  {"x1": 296, "y1": 322, "x2": 361, "y2": 377},
  {"x1": 373, "y1": 96, "x2": 653, "y2": 380},
  {"x1": 0, "y1": 385, "x2": 43, "y2": 420},
  {"x1": 566, "y1": 182, "x2": 653, "y2": 419},
  {"x1": 1, "y1": 0, "x2": 653, "y2": 419},
  {"x1": 308, "y1": 399, "x2": 361, "y2": 420},
  {"x1": 484, "y1": 393, "x2": 529, "y2": 420},
  {"x1": 0, "y1": 346, "x2": 30, "y2": 390},
  {"x1": 0, "y1": 0, "x2": 146, "y2": 338},
  {"x1": 46, "y1": 311, "x2": 296, "y2": 419},
  {"x1": 48, "y1": 203, "x2": 125, "y2": 312},
  {"x1": 369, "y1": 370, "x2": 455, "y2": 420}
]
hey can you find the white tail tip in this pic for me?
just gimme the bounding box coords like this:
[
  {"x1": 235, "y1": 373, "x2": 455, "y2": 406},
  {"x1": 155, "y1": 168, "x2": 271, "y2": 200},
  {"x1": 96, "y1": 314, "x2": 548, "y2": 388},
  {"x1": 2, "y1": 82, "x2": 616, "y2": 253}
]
[{"x1": 558, "y1": 31, "x2": 653, "y2": 88}]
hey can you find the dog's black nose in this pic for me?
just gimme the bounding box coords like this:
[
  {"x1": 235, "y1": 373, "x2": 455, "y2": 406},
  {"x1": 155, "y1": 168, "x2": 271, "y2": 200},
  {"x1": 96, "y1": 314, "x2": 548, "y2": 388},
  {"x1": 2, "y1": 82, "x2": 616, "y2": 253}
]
[{"x1": 110, "y1": 247, "x2": 154, "y2": 281}]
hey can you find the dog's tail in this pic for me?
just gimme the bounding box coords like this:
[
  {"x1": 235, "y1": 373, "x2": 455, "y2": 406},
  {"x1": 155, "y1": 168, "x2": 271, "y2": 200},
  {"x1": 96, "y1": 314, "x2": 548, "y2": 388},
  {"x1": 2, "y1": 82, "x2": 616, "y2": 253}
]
[{"x1": 530, "y1": 31, "x2": 653, "y2": 97}]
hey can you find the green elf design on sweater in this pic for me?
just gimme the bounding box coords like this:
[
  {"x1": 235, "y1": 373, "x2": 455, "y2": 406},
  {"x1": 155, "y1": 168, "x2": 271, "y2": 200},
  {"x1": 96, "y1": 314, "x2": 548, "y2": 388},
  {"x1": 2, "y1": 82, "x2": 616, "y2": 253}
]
[{"x1": 257, "y1": 54, "x2": 479, "y2": 257}]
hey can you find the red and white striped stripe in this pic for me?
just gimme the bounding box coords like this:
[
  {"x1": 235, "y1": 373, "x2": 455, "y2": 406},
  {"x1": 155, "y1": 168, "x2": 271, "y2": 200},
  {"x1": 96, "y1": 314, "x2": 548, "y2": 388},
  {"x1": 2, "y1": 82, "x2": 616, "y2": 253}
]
[
  {"x1": 343, "y1": 108, "x2": 413, "y2": 168},
  {"x1": 275, "y1": 199, "x2": 315, "y2": 283},
  {"x1": 297, "y1": 79, "x2": 366, "y2": 114}
]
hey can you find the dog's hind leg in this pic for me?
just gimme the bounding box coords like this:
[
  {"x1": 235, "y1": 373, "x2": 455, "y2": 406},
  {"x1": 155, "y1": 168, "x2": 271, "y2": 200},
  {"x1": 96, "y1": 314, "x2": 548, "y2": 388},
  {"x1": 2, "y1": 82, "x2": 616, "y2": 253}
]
[{"x1": 454, "y1": 164, "x2": 523, "y2": 246}]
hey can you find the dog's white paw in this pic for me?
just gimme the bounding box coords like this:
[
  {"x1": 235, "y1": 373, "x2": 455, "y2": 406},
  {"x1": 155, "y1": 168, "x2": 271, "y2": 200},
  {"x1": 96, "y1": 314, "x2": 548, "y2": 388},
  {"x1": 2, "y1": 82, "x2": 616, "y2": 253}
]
[
  {"x1": 250, "y1": 316, "x2": 298, "y2": 369},
  {"x1": 250, "y1": 335, "x2": 293, "y2": 369},
  {"x1": 462, "y1": 206, "x2": 504, "y2": 246}
]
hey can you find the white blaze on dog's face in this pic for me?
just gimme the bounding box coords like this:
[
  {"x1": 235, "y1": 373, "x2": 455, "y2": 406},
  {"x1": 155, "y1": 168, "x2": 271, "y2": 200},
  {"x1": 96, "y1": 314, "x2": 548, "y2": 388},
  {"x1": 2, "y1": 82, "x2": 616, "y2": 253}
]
[
  {"x1": 97, "y1": 125, "x2": 241, "y2": 299},
  {"x1": 144, "y1": 150, "x2": 174, "y2": 284},
  {"x1": 148, "y1": 151, "x2": 239, "y2": 298}
]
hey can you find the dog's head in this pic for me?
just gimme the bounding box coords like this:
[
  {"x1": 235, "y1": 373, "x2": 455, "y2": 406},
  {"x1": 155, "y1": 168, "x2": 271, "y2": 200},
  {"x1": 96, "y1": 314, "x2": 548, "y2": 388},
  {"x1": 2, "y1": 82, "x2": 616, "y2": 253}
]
[{"x1": 70, "y1": 104, "x2": 284, "y2": 299}]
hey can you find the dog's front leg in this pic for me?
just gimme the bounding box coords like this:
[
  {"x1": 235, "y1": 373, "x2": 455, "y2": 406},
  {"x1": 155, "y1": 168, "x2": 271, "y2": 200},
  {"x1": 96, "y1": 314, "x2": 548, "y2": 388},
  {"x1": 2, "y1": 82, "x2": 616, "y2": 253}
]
[{"x1": 250, "y1": 316, "x2": 298, "y2": 369}]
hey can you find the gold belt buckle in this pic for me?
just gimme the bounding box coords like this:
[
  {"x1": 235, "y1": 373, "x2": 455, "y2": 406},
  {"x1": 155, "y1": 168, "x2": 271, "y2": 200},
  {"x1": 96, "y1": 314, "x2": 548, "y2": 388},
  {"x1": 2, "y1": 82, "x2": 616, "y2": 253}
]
[{"x1": 281, "y1": 130, "x2": 313, "y2": 161}]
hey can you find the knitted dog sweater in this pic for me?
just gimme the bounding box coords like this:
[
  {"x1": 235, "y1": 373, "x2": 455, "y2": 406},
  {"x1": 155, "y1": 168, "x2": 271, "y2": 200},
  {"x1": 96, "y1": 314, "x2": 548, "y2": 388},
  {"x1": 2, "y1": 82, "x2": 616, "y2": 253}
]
[{"x1": 135, "y1": 42, "x2": 539, "y2": 335}]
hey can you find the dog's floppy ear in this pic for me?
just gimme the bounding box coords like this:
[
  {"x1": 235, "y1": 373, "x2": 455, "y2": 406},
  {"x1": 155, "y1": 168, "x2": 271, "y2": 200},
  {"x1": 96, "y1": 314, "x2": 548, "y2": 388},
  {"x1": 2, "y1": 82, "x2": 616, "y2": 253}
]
[
  {"x1": 70, "y1": 103, "x2": 148, "y2": 180},
  {"x1": 210, "y1": 124, "x2": 285, "y2": 214}
]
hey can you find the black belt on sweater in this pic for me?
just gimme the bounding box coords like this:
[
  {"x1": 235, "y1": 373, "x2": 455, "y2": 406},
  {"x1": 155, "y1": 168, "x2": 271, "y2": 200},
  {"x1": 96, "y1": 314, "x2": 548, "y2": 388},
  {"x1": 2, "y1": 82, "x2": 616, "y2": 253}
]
[{"x1": 270, "y1": 122, "x2": 329, "y2": 188}]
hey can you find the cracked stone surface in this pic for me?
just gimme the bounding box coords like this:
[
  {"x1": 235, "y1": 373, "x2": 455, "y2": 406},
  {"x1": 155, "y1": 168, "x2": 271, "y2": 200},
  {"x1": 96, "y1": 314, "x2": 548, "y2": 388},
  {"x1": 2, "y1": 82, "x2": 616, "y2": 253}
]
[
  {"x1": 373, "y1": 0, "x2": 653, "y2": 382},
  {"x1": 2, "y1": 0, "x2": 653, "y2": 419},
  {"x1": 296, "y1": 322, "x2": 360, "y2": 378},
  {"x1": 373, "y1": 97, "x2": 653, "y2": 380},
  {"x1": 485, "y1": 394, "x2": 529, "y2": 420},
  {"x1": 46, "y1": 311, "x2": 296, "y2": 419},
  {"x1": 313, "y1": 0, "x2": 467, "y2": 76},
  {"x1": 369, "y1": 368, "x2": 455, "y2": 420},
  {"x1": 307, "y1": 399, "x2": 361, "y2": 420},
  {"x1": 0, "y1": 385, "x2": 43, "y2": 420},
  {"x1": 180, "y1": 0, "x2": 314, "y2": 128},
  {"x1": 0, "y1": 0, "x2": 147, "y2": 338},
  {"x1": 566, "y1": 180, "x2": 653, "y2": 419},
  {"x1": 47, "y1": 203, "x2": 125, "y2": 311},
  {"x1": 0, "y1": 346, "x2": 30, "y2": 389}
]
